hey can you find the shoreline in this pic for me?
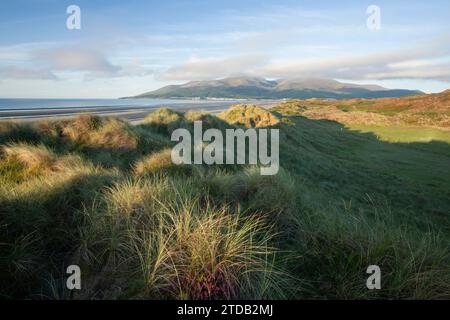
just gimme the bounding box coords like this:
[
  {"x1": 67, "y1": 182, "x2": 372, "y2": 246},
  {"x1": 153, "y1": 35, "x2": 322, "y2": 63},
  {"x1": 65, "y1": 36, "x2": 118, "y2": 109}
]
[{"x1": 0, "y1": 100, "x2": 279, "y2": 124}]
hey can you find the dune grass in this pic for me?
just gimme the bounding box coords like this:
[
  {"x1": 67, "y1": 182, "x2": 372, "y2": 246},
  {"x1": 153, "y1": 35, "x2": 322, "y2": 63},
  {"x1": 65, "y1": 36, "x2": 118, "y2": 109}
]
[
  {"x1": 0, "y1": 104, "x2": 449, "y2": 299},
  {"x1": 72, "y1": 177, "x2": 288, "y2": 299},
  {"x1": 219, "y1": 104, "x2": 280, "y2": 128}
]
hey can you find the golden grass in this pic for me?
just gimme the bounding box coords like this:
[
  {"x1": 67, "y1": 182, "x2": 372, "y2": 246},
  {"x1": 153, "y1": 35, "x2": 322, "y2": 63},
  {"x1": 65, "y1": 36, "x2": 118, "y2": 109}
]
[
  {"x1": 142, "y1": 108, "x2": 183, "y2": 127},
  {"x1": 134, "y1": 148, "x2": 176, "y2": 175},
  {"x1": 61, "y1": 114, "x2": 101, "y2": 142},
  {"x1": 219, "y1": 104, "x2": 280, "y2": 128},
  {"x1": 0, "y1": 121, "x2": 23, "y2": 135},
  {"x1": 62, "y1": 115, "x2": 138, "y2": 151},
  {"x1": 95, "y1": 178, "x2": 286, "y2": 299},
  {"x1": 2, "y1": 143, "x2": 57, "y2": 170},
  {"x1": 275, "y1": 90, "x2": 450, "y2": 129}
]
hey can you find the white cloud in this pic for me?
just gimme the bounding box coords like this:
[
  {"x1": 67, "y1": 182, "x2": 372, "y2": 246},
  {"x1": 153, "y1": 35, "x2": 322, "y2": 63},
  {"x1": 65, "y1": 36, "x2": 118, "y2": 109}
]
[
  {"x1": 0, "y1": 43, "x2": 153, "y2": 81},
  {"x1": 159, "y1": 36, "x2": 450, "y2": 82},
  {"x1": 159, "y1": 54, "x2": 268, "y2": 81},
  {"x1": 0, "y1": 66, "x2": 58, "y2": 80},
  {"x1": 37, "y1": 47, "x2": 120, "y2": 75},
  {"x1": 0, "y1": 42, "x2": 59, "y2": 62},
  {"x1": 364, "y1": 62, "x2": 450, "y2": 81},
  {"x1": 34, "y1": 47, "x2": 153, "y2": 79}
]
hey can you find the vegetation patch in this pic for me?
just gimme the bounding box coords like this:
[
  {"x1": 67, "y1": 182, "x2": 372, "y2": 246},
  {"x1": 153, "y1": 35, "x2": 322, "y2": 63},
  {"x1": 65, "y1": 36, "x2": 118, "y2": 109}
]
[
  {"x1": 219, "y1": 104, "x2": 280, "y2": 128},
  {"x1": 1, "y1": 96, "x2": 449, "y2": 299}
]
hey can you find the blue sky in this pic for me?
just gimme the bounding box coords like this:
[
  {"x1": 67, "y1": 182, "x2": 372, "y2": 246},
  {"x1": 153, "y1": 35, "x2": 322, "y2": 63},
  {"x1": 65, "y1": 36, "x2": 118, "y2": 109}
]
[{"x1": 0, "y1": 0, "x2": 449, "y2": 98}]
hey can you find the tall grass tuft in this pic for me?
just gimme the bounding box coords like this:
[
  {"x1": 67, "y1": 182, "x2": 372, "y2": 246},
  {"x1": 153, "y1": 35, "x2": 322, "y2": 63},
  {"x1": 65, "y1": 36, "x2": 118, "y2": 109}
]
[
  {"x1": 141, "y1": 108, "x2": 184, "y2": 135},
  {"x1": 206, "y1": 167, "x2": 297, "y2": 222},
  {"x1": 219, "y1": 104, "x2": 280, "y2": 128},
  {"x1": 133, "y1": 148, "x2": 195, "y2": 176},
  {"x1": 62, "y1": 115, "x2": 138, "y2": 152},
  {"x1": 2, "y1": 143, "x2": 56, "y2": 170},
  {"x1": 75, "y1": 177, "x2": 289, "y2": 299}
]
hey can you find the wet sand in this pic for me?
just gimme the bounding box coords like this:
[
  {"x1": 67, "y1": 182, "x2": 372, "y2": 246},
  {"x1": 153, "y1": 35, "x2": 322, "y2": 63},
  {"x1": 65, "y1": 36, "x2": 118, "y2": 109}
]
[{"x1": 0, "y1": 100, "x2": 279, "y2": 124}]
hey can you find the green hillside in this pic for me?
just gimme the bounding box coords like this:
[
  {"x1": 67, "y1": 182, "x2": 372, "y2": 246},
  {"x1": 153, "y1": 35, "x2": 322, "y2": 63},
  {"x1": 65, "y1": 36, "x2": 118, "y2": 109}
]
[{"x1": 127, "y1": 77, "x2": 423, "y2": 100}]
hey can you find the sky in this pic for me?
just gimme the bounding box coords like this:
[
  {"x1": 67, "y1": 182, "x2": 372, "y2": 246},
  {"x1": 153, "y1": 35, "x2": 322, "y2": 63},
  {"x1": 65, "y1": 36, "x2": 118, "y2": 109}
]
[{"x1": 0, "y1": 0, "x2": 449, "y2": 98}]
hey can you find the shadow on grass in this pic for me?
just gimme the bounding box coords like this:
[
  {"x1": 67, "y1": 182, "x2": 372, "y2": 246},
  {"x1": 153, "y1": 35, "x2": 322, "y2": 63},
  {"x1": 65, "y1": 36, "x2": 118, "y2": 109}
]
[
  {"x1": 0, "y1": 171, "x2": 119, "y2": 299},
  {"x1": 277, "y1": 114, "x2": 450, "y2": 220}
]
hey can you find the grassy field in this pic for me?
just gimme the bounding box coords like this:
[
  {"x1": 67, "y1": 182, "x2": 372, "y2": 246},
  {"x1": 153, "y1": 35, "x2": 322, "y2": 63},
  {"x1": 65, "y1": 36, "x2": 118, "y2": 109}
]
[
  {"x1": 285, "y1": 90, "x2": 450, "y2": 129},
  {"x1": 1, "y1": 101, "x2": 449, "y2": 299},
  {"x1": 347, "y1": 125, "x2": 450, "y2": 143}
]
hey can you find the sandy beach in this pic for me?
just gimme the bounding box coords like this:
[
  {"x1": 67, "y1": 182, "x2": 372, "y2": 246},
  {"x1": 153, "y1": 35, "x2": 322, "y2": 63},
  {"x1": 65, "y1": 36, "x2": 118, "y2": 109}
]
[{"x1": 0, "y1": 100, "x2": 279, "y2": 123}]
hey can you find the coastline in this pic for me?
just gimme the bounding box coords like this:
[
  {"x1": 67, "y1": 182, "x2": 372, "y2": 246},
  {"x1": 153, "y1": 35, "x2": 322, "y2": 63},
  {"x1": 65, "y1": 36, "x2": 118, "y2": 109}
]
[{"x1": 0, "y1": 99, "x2": 280, "y2": 124}]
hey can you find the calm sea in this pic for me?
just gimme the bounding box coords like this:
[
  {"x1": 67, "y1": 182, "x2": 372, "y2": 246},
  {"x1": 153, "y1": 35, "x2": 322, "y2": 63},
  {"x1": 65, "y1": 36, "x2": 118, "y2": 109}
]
[{"x1": 0, "y1": 98, "x2": 238, "y2": 111}]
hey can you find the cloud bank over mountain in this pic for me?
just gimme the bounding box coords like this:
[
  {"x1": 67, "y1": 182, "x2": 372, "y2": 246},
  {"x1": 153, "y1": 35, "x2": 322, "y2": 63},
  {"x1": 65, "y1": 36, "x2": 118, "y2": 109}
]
[{"x1": 160, "y1": 36, "x2": 450, "y2": 82}]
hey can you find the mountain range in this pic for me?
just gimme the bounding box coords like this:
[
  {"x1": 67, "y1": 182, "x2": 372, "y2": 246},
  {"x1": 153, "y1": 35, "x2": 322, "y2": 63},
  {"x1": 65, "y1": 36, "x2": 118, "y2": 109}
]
[{"x1": 126, "y1": 77, "x2": 424, "y2": 100}]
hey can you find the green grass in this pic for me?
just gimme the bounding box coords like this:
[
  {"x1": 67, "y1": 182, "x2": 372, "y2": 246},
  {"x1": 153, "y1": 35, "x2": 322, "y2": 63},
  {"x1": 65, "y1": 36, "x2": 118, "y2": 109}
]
[
  {"x1": 218, "y1": 104, "x2": 280, "y2": 128},
  {"x1": 337, "y1": 101, "x2": 410, "y2": 115},
  {"x1": 0, "y1": 106, "x2": 449, "y2": 299},
  {"x1": 268, "y1": 107, "x2": 450, "y2": 298},
  {"x1": 348, "y1": 124, "x2": 450, "y2": 143}
]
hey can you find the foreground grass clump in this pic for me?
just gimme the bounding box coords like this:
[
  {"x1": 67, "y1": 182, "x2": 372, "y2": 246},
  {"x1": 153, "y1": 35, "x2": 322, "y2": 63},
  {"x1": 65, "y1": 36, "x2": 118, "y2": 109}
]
[{"x1": 74, "y1": 178, "x2": 288, "y2": 299}]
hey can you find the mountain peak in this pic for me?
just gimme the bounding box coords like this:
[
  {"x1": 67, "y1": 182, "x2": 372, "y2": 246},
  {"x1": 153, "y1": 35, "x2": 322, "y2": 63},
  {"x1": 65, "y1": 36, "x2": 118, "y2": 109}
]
[
  {"x1": 129, "y1": 77, "x2": 422, "y2": 99},
  {"x1": 181, "y1": 77, "x2": 276, "y2": 88}
]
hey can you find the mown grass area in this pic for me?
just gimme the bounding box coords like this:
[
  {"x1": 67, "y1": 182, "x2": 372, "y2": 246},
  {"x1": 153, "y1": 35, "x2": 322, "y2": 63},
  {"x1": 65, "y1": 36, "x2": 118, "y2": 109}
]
[
  {"x1": 1, "y1": 103, "x2": 449, "y2": 299},
  {"x1": 348, "y1": 124, "x2": 450, "y2": 144},
  {"x1": 337, "y1": 101, "x2": 411, "y2": 115}
]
